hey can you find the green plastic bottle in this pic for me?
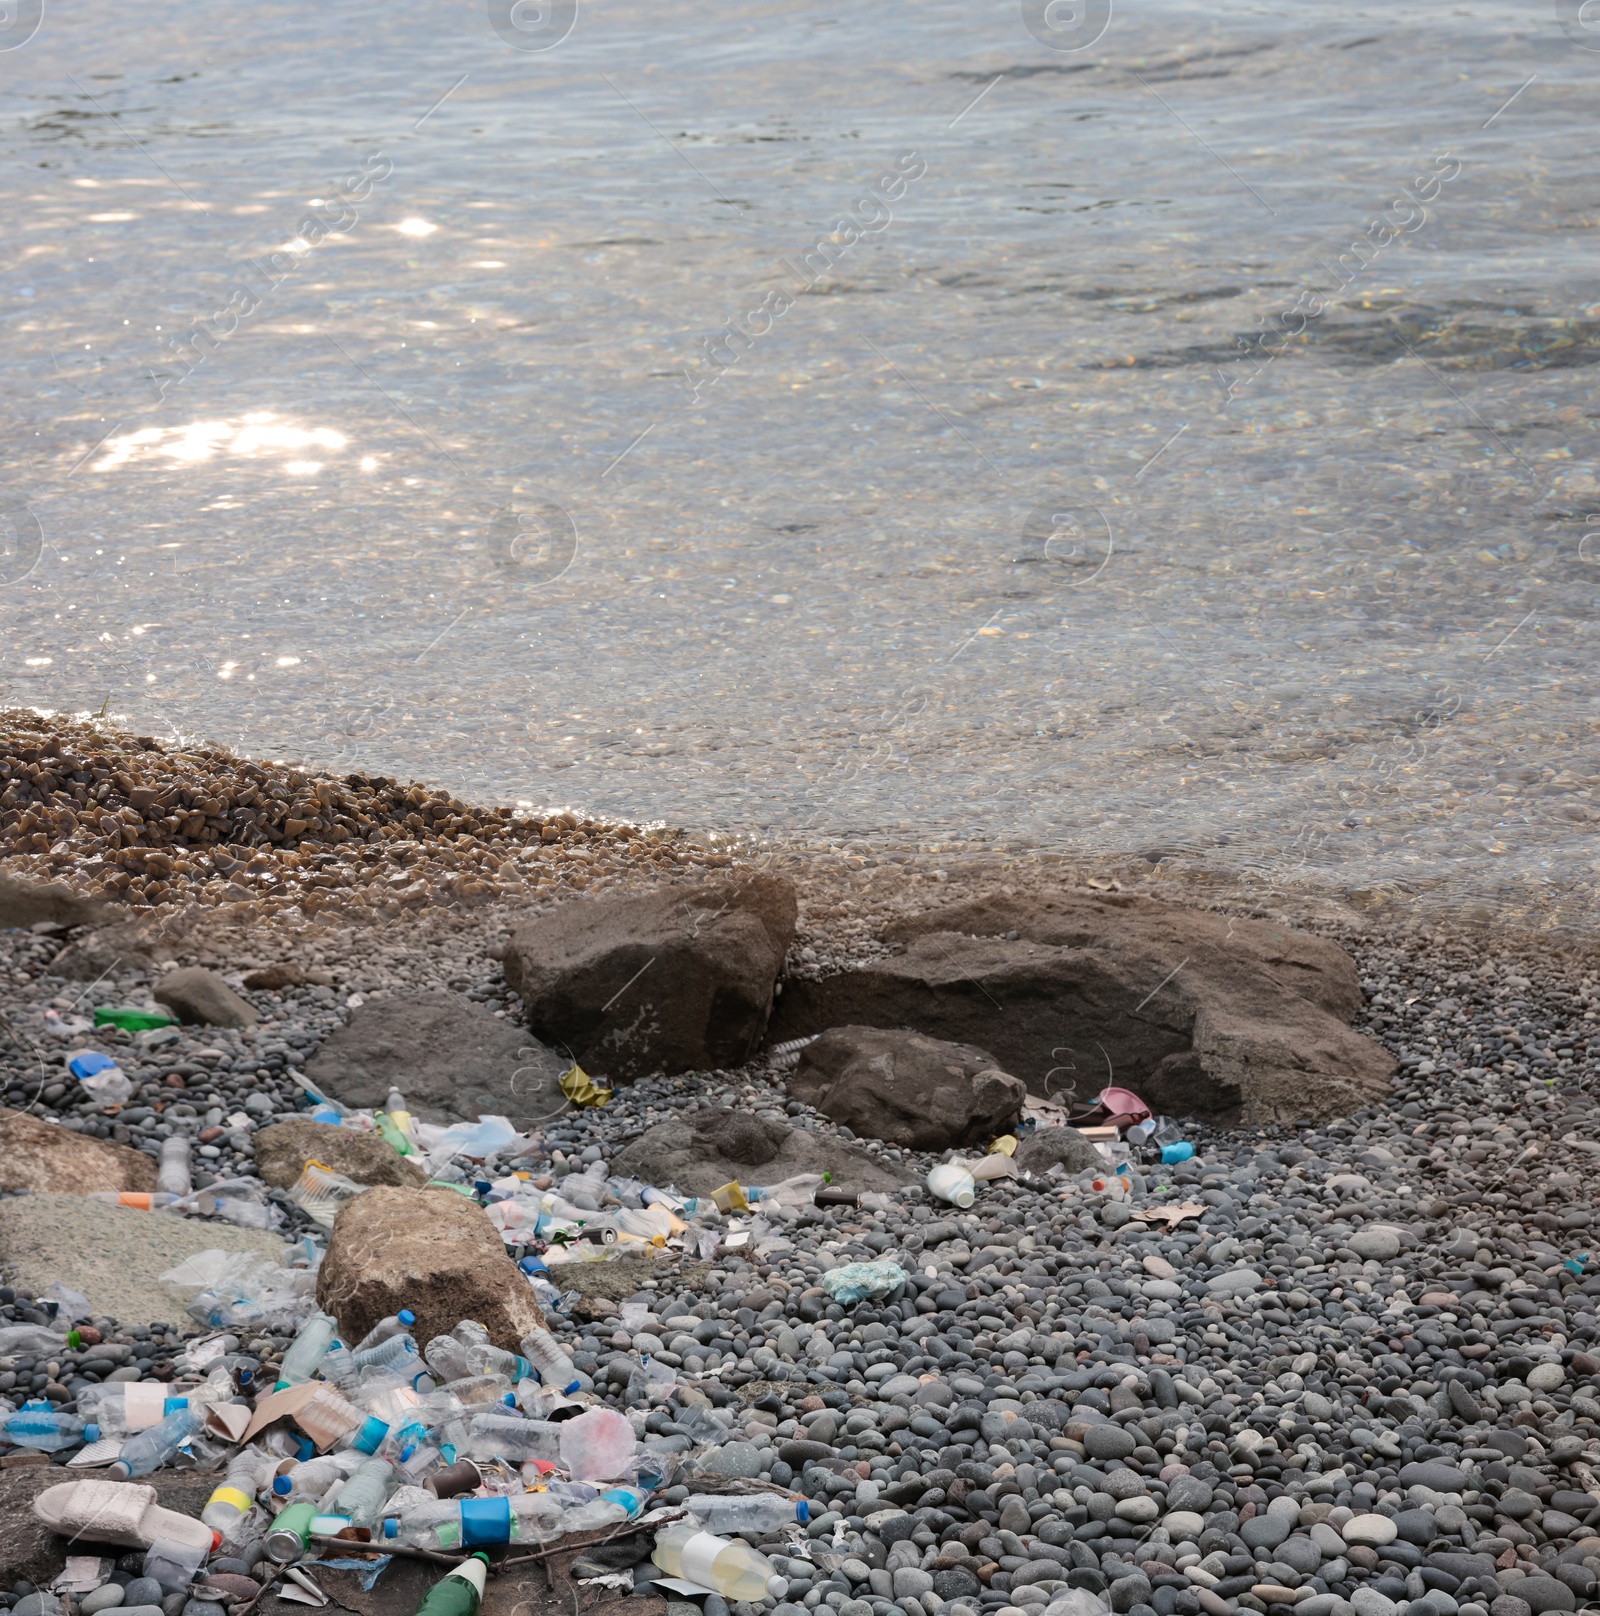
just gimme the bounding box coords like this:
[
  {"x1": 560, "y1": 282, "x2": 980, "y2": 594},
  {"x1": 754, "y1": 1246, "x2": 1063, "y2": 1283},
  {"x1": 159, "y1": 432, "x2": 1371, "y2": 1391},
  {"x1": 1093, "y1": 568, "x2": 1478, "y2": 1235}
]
[
  {"x1": 93, "y1": 1006, "x2": 177, "y2": 1032},
  {"x1": 376, "y1": 1112, "x2": 415, "y2": 1158},
  {"x1": 414, "y1": 1554, "x2": 488, "y2": 1616}
]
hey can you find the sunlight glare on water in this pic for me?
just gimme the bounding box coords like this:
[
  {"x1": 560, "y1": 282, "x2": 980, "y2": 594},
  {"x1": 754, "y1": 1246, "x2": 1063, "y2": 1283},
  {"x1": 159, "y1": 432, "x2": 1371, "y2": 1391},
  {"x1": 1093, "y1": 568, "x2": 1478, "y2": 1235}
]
[{"x1": 0, "y1": 0, "x2": 1596, "y2": 932}]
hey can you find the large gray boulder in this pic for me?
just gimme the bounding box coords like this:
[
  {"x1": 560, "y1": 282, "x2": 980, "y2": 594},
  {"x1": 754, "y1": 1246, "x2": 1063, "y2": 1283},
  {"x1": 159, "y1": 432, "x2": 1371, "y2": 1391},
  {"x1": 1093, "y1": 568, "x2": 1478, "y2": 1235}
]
[
  {"x1": 768, "y1": 888, "x2": 1391, "y2": 1125},
  {"x1": 503, "y1": 876, "x2": 797, "y2": 1081},
  {"x1": 788, "y1": 1026, "x2": 1025, "y2": 1151},
  {"x1": 305, "y1": 990, "x2": 566, "y2": 1126}
]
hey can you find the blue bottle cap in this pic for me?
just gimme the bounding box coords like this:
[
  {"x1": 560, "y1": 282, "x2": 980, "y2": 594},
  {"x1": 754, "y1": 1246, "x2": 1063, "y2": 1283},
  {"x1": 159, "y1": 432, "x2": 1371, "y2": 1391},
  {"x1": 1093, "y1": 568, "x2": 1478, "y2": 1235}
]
[
  {"x1": 83, "y1": 1423, "x2": 100, "y2": 1443},
  {"x1": 398, "y1": 1310, "x2": 415, "y2": 1326},
  {"x1": 351, "y1": 1416, "x2": 390, "y2": 1455},
  {"x1": 503, "y1": 1393, "x2": 515, "y2": 1407},
  {"x1": 273, "y1": 1475, "x2": 293, "y2": 1496},
  {"x1": 384, "y1": 1518, "x2": 397, "y2": 1539},
  {"x1": 796, "y1": 1499, "x2": 809, "y2": 1522},
  {"x1": 518, "y1": 1256, "x2": 548, "y2": 1277}
]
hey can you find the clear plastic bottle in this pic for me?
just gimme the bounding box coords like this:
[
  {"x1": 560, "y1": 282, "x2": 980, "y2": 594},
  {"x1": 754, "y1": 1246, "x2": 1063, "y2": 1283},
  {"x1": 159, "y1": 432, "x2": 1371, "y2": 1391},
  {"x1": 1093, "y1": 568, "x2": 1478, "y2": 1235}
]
[
  {"x1": 193, "y1": 1192, "x2": 282, "y2": 1229},
  {"x1": 424, "y1": 1333, "x2": 473, "y2": 1384},
  {"x1": 329, "y1": 1456, "x2": 396, "y2": 1528},
  {"x1": 684, "y1": 1494, "x2": 811, "y2": 1533},
  {"x1": 202, "y1": 1447, "x2": 271, "y2": 1532},
  {"x1": 651, "y1": 1524, "x2": 787, "y2": 1601},
  {"x1": 462, "y1": 1341, "x2": 531, "y2": 1381},
  {"x1": 110, "y1": 1404, "x2": 205, "y2": 1477},
  {"x1": 562, "y1": 1484, "x2": 647, "y2": 1535},
  {"x1": 352, "y1": 1310, "x2": 416, "y2": 1355},
  {"x1": 351, "y1": 1332, "x2": 420, "y2": 1375},
  {"x1": 4, "y1": 1400, "x2": 85, "y2": 1452},
  {"x1": 462, "y1": 1411, "x2": 562, "y2": 1465},
  {"x1": 518, "y1": 1326, "x2": 581, "y2": 1396},
  {"x1": 319, "y1": 1339, "x2": 360, "y2": 1390},
  {"x1": 157, "y1": 1135, "x2": 193, "y2": 1197},
  {"x1": 441, "y1": 1372, "x2": 512, "y2": 1408},
  {"x1": 384, "y1": 1491, "x2": 565, "y2": 1551},
  {"x1": 79, "y1": 1382, "x2": 188, "y2": 1439},
  {"x1": 276, "y1": 1312, "x2": 338, "y2": 1389},
  {"x1": 275, "y1": 1450, "x2": 365, "y2": 1504}
]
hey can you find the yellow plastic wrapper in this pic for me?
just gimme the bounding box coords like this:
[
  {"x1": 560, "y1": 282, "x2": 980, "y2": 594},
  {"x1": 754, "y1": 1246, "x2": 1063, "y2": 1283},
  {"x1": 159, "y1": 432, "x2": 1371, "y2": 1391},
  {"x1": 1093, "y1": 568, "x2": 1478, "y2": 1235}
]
[
  {"x1": 558, "y1": 1063, "x2": 612, "y2": 1107},
  {"x1": 711, "y1": 1180, "x2": 750, "y2": 1213},
  {"x1": 988, "y1": 1135, "x2": 1017, "y2": 1156}
]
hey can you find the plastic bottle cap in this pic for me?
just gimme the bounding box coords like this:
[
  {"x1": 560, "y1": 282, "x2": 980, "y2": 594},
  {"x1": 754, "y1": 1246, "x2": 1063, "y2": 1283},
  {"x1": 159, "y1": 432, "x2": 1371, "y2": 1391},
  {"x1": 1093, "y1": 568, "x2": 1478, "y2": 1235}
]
[
  {"x1": 767, "y1": 1577, "x2": 789, "y2": 1599},
  {"x1": 273, "y1": 1476, "x2": 292, "y2": 1495},
  {"x1": 383, "y1": 1519, "x2": 397, "y2": 1538},
  {"x1": 83, "y1": 1423, "x2": 100, "y2": 1444},
  {"x1": 108, "y1": 1461, "x2": 131, "y2": 1479},
  {"x1": 398, "y1": 1310, "x2": 415, "y2": 1326}
]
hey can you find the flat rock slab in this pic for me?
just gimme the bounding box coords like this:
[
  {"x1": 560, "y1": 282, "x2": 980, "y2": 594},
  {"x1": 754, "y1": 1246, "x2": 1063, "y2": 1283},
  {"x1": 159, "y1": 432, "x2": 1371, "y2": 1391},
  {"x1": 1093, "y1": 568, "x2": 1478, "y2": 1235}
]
[
  {"x1": 0, "y1": 1194, "x2": 288, "y2": 1326},
  {"x1": 0, "y1": 1107, "x2": 156, "y2": 1194},
  {"x1": 610, "y1": 1111, "x2": 913, "y2": 1195},
  {"x1": 306, "y1": 990, "x2": 562, "y2": 1126}
]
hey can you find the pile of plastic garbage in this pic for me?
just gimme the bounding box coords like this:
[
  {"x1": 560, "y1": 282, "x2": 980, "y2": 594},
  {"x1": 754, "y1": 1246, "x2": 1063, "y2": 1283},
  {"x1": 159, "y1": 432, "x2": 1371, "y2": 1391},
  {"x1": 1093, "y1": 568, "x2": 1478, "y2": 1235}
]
[
  {"x1": 924, "y1": 1086, "x2": 1198, "y2": 1213},
  {"x1": 8, "y1": 1301, "x2": 803, "y2": 1611}
]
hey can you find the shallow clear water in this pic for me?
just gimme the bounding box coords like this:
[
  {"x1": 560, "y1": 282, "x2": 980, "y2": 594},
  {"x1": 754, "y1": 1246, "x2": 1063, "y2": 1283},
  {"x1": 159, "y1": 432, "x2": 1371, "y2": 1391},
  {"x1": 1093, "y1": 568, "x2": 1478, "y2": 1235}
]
[{"x1": 2, "y1": 0, "x2": 1597, "y2": 926}]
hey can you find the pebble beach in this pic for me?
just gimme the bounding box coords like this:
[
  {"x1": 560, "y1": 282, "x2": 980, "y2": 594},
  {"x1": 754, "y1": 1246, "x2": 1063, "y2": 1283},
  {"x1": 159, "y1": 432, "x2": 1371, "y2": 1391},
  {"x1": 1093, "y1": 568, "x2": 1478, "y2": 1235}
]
[{"x1": 0, "y1": 712, "x2": 1598, "y2": 1616}]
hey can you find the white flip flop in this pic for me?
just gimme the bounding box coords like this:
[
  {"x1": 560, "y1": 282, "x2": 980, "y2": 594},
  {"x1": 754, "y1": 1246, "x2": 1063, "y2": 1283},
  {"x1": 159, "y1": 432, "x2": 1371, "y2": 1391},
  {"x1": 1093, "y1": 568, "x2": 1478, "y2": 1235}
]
[{"x1": 32, "y1": 1479, "x2": 217, "y2": 1554}]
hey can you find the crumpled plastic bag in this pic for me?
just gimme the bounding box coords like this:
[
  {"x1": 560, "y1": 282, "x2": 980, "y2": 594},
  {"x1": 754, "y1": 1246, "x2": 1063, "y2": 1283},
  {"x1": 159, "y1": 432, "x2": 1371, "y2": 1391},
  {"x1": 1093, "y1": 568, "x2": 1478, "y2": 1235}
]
[
  {"x1": 414, "y1": 1114, "x2": 524, "y2": 1171},
  {"x1": 159, "y1": 1250, "x2": 317, "y2": 1330},
  {"x1": 559, "y1": 1405, "x2": 637, "y2": 1480},
  {"x1": 1043, "y1": 1593, "x2": 1108, "y2": 1616},
  {"x1": 821, "y1": 1259, "x2": 906, "y2": 1304}
]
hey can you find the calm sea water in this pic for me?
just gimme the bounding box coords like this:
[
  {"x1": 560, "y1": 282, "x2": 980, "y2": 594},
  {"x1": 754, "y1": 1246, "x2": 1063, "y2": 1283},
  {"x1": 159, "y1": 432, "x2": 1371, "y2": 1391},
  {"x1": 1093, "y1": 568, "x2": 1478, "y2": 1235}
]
[{"x1": 2, "y1": 0, "x2": 1597, "y2": 927}]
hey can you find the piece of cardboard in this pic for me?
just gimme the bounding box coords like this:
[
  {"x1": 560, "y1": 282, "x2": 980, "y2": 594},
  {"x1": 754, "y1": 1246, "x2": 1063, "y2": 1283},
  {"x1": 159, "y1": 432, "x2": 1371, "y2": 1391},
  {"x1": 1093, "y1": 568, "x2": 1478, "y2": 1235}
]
[
  {"x1": 203, "y1": 1402, "x2": 253, "y2": 1443},
  {"x1": 235, "y1": 1382, "x2": 326, "y2": 1446}
]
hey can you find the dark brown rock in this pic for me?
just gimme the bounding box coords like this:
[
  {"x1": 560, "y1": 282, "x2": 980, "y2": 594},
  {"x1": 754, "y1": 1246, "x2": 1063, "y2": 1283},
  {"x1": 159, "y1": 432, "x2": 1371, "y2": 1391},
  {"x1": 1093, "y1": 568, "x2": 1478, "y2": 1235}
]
[
  {"x1": 253, "y1": 1118, "x2": 426, "y2": 1190},
  {"x1": 306, "y1": 990, "x2": 563, "y2": 1126},
  {"x1": 154, "y1": 966, "x2": 258, "y2": 1029},
  {"x1": 317, "y1": 1185, "x2": 544, "y2": 1354},
  {"x1": 503, "y1": 876, "x2": 798, "y2": 1081},
  {"x1": 609, "y1": 1108, "x2": 912, "y2": 1195},
  {"x1": 789, "y1": 1026, "x2": 1025, "y2": 1150},
  {"x1": 0, "y1": 1107, "x2": 157, "y2": 1194},
  {"x1": 768, "y1": 888, "x2": 1391, "y2": 1124}
]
